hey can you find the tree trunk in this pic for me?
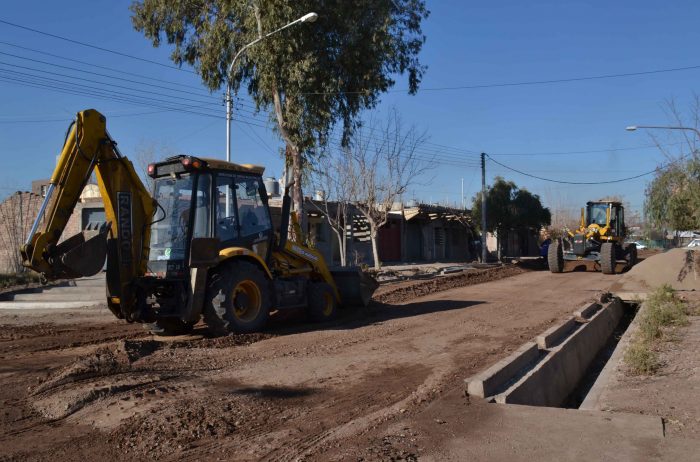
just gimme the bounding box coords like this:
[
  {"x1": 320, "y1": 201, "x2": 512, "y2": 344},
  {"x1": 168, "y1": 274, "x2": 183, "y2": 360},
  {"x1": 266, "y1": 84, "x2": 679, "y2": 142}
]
[
  {"x1": 291, "y1": 147, "x2": 305, "y2": 237},
  {"x1": 332, "y1": 227, "x2": 346, "y2": 267},
  {"x1": 370, "y1": 229, "x2": 381, "y2": 270},
  {"x1": 255, "y1": 4, "x2": 306, "y2": 242}
]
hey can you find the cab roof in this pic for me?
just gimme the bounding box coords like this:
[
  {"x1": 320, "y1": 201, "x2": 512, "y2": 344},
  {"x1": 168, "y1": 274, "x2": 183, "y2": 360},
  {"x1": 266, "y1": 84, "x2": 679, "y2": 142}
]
[
  {"x1": 200, "y1": 157, "x2": 265, "y2": 175},
  {"x1": 158, "y1": 155, "x2": 265, "y2": 175}
]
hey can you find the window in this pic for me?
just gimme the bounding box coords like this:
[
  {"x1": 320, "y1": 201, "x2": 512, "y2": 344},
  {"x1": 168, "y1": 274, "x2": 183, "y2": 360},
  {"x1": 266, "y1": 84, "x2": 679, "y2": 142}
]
[
  {"x1": 192, "y1": 174, "x2": 211, "y2": 238},
  {"x1": 216, "y1": 174, "x2": 238, "y2": 242},
  {"x1": 149, "y1": 174, "x2": 195, "y2": 262},
  {"x1": 235, "y1": 177, "x2": 271, "y2": 237}
]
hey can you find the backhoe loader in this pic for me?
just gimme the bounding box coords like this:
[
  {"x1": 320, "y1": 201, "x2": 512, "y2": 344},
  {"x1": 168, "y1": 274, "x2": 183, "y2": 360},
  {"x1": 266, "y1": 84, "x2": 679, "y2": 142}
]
[
  {"x1": 547, "y1": 200, "x2": 637, "y2": 275},
  {"x1": 21, "y1": 109, "x2": 377, "y2": 335}
]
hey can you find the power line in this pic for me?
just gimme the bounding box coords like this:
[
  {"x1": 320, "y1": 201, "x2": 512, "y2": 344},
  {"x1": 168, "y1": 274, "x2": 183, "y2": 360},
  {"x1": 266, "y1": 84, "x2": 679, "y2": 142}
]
[
  {"x1": 0, "y1": 18, "x2": 195, "y2": 74},
  {"x1": 485, "y1": 153, "x2": 664, "y2": 185},
  {"x1": 300, "y1": 64, "x2": 700, "y2": 96},
  {"x1": 0, "y1": 59, "x2": 219, "y2": 106},
  {"x1": 0, "y1": 40, "x2": 212, "y2": 94},
  {"x1": 0, "y1": 50, "x2": 220, "y2": 101}
]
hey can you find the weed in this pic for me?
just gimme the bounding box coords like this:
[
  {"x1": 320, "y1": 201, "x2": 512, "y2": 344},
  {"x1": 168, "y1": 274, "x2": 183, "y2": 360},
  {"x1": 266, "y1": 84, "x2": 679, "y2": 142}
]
[
  {"x1": 0, "y1": 272, "x2": 41, "y2": 289},
  {"x1": 637, "y1": 284, "x2": 689, "y2": 342},
  {"x1": 624, "y1": 339, "x2": 659, "y2": 375},
  {"x1": 624, "y1": 285, "x2": 689, "y2": 375}
]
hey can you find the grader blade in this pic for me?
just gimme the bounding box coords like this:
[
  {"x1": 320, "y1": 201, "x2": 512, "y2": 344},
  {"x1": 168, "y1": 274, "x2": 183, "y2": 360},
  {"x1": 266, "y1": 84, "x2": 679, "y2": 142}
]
[{"x1": 331, "y1": 267, "x2": 379, "y2": 307}]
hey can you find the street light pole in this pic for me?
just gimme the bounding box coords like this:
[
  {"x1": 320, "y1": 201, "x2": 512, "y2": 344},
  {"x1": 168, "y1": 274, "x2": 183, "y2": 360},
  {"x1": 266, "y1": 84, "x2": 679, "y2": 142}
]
[
  {"x1": 225, "y1": 12, "x2": 318, "y2": 164},
  {"x1": 626, "y1": 124, "x2": 700, "y2": 139}
]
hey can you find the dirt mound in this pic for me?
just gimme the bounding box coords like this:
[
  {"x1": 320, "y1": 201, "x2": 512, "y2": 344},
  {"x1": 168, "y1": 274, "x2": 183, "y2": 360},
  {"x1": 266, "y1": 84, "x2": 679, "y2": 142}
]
[
  {"x1": 30, "y1": 339, "x2": 166, "y2": 420},
  {"x1": 611, "y1": 248, "x2": 700, "y2": 294},
  {"x1": 373, "y1": 265, "x2": 528, "y2": 304}
]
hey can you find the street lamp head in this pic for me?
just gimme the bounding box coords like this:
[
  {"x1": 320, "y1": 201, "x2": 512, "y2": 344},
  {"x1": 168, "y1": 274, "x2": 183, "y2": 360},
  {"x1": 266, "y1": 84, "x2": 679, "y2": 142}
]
[
  {"x1": 300, "y1": 12, "x2": 318, "y2": 23},
  {"x1": 625, "y1": 126, "x2": 638, "y2": 131}
]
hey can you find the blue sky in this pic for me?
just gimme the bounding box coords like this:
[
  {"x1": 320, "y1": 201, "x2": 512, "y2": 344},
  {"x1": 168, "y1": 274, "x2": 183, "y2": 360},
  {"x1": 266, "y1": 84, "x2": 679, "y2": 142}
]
[{"x1": 2, "y1": 1, "x2": 700, "y2": 217}]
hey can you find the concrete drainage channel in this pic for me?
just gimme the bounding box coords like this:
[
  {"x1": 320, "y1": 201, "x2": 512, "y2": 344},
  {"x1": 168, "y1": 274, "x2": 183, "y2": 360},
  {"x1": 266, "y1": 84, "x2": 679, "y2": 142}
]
[{"x1": 466, "y1": 295, "x2": 636, "y2": 408}]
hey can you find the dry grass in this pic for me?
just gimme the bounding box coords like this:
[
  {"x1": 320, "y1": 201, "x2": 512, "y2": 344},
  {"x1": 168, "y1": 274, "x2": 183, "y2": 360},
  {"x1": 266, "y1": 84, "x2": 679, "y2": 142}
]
[
  {"x1": 0, "y1": 272, "x2": 41, "y2": 289},
  {"x1": 624, "y1": 285, "x2": 690, "y2": 375}
]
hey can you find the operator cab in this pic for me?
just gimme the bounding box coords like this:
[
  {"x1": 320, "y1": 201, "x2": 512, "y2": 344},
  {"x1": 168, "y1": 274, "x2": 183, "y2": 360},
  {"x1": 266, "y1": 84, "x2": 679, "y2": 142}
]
[
  {"x1": 147, "y1": 155, "x2": 273, "y2": 279},
  {"x1": 585, "y1": 201, "x2": 624, "y2": 237}
]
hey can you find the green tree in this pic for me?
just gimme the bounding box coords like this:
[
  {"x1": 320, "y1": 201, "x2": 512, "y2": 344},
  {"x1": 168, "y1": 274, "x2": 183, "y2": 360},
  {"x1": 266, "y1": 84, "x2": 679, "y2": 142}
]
[
  {"x1": 130, "y1": 0, "x2": 429, "y2": 223},
  {"x1": 472, "y1": 177, "x2": 551, "y2": 258},
  {"x1": 645, "y1": 157, "x2": 700, "y2": 232}
]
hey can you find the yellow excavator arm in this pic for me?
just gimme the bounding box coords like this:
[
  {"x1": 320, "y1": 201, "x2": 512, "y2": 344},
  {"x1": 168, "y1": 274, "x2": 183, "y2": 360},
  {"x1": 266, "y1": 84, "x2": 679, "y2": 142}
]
[{"x1": 20, "y1": 109, "x2": 155, "y2": 319}]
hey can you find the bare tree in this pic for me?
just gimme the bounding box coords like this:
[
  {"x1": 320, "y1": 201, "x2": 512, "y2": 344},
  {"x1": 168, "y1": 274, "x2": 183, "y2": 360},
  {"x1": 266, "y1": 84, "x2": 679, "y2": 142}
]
[
  {"x1": 131, "y1": 140, "x2": 176, "y2": 190},
  {"x1": 309, "y1": 149, "x2": 356, "y2": 266},
  {"x1": 350, "y1": 109, "x2": 429, "y2": 270}
]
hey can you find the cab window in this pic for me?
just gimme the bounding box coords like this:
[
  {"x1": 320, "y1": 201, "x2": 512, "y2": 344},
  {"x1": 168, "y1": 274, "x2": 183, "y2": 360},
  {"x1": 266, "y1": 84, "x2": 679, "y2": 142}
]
[
  {"x1": 235, "y1": 177, "x2": 271, "y2": 237},
  {"x1": 215, "y1": 174, "x2": 238, "y2": 242}
]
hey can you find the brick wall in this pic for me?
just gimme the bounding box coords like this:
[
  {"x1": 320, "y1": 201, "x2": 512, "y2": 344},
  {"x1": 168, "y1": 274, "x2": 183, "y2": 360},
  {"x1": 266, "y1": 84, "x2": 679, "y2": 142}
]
[
  {"x1": 0, "y1": 187, "x2": 105, "y2": 274},
  {"x1": 0, "y1": 192, "x2": 45, "y2": 274}
]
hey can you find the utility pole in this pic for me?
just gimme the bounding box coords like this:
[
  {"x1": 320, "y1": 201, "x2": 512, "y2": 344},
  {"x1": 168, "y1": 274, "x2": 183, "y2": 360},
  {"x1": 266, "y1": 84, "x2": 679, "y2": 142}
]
[
  {"x1": 461, "y1": 177, "x2": 464, "y2": 209},
  {"x1": 481, "y1": 152, "x2": 487, "y2": 263}
]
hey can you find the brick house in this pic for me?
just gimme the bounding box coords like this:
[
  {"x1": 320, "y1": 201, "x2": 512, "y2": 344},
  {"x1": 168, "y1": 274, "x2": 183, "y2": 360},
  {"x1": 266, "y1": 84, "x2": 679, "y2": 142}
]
[{"x1": 0, "y1": 181, "x2": 105, "y2": 274}]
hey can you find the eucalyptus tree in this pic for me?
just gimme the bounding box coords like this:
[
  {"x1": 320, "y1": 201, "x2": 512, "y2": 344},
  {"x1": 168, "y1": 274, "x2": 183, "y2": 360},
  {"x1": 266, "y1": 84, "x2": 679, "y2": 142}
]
[{"x1": 131, "y1": 0, "x2": 429, "y2": 224}]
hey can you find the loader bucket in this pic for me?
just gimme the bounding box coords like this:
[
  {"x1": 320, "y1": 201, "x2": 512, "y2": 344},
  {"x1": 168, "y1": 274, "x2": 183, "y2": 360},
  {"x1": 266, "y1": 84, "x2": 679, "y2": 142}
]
[
  {"x1": 331, "y1": 267, "x2": 379, "y2": 307},
  {"x1": 53, "y1": 223, "x2": 109, "y2": 278}
]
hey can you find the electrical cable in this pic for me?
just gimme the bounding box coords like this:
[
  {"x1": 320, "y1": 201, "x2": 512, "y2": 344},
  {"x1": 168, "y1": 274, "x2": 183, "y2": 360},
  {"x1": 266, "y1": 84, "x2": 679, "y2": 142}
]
[
  {"x1": 484, "y1": 153, "x2": 688, "y2": 185},
  {"x1": 0, "y1": 18, "x2": 195, "y2": 73}
]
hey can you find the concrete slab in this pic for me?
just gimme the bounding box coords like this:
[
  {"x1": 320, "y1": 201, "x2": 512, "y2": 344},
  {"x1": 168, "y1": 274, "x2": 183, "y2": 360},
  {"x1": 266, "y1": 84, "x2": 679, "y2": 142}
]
[
  {"x1": 536, "y1": 316, "x2": 577, "y2": 349},
  {"x1": 615, "y1": 291, "x2": 648, "y2": 302},
  {"x1": 465, "y1": 342, "x2": 540, "y2": 398},
  {"x1": 0, "y1": 301, "x2": 103, "y2": 310},
  {"x1": 418, "y1": 397, "x2": 664, "y2": 462}
]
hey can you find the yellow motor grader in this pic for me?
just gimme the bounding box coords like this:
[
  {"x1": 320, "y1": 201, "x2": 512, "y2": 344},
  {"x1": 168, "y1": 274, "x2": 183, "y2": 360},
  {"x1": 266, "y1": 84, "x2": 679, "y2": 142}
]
[
  {"x1": 548, "y1": 200, "x2": 637, "y2": 274},
  {"x1": 21, "y1": 109, "x2": 377, "y2": 335}
]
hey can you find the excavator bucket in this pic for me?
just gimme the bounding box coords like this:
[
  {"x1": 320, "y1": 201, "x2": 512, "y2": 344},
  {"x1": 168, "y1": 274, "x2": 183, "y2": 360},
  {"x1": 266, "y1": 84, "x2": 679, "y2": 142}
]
[
  {"x1": 331, "y1": 267, "x2": 379, "y2": 307},
  {"x1": 53, "y1": 223, "x2": 109, "y2": 279}
]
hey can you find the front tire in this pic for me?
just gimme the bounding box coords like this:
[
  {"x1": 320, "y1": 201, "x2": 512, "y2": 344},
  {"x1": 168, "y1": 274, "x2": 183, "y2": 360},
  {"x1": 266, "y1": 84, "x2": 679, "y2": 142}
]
[
  {"x1": 307, "y1": 282, "x2": 338, "y2": 322},
  {"x1": 600, "y1": 242, "x2": 616, "y2": 274},
  {"x1": 548, "y1": 239, "x2": 564, "y2": 273},
  {"x1": 203, "y1": 261, "x2": 271, "y2": 335}
]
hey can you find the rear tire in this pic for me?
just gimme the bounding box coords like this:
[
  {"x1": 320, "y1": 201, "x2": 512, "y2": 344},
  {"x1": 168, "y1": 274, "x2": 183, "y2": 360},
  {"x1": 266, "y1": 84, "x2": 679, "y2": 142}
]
[
  {"x1": 625, "y1": 243, "x2": 638, "y2": 267},
  {"x1": 548, "y1": 239, "x2": 564, "y2": 273},
  {"x1": 307, "y1": 282, "x2": 338, "y2": 322},
  {"x1": 600, "y1": 242, "x2": 616, "y2": 274},
  {"x1": 147, "y1": 318, "x2": 194, "y2": 336},
  {"x1": 203, "y1": 261, "x2": 271, "y2": 335}
]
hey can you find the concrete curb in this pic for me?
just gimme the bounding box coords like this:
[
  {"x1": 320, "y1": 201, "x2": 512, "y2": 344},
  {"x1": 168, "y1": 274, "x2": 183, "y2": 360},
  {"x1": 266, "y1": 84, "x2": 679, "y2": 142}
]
[
  {"x1": 465, "y1": 342, "x2": 540, "y2": 398},
  {"x1": 574, "y1": 302, "x2": 601, "y2": 319},
  {"x1": 496, "y1": 299, "x2": 624, "y2": 407},
  {"x1": 536, "y1": 316, "x2": 576, "y2": 349}
]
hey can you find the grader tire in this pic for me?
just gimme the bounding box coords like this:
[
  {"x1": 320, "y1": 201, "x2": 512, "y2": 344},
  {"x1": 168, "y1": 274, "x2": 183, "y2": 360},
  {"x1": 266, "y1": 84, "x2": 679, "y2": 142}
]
[
  {"x1": 548, "y1": 239, "x2": 564, "y2": 273},
  {"x1": 307, "y1": 282, "x2": 338, "y2": 322},
  {"x1": 625, "y1": 243, "x2": 638, "y2": 267},
  {"x1": 600, "y1": 242, "x2": 616, "y2": 275},
  {"x1": 203, "y1": 261, "x2": 271, "y2": 335}
]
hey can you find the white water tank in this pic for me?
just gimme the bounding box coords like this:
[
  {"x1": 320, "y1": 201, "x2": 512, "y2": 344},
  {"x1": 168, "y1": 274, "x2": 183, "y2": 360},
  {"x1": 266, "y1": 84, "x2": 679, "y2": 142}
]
[{"x1": 263, "y1": 177, "x2": 280, "y2": 197}]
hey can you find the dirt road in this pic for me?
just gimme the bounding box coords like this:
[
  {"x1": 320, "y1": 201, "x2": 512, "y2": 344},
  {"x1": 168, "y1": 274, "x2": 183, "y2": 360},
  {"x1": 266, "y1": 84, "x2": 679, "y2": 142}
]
[{"x1": 0, "y1": 268, "x2": 616, "y2": 461}]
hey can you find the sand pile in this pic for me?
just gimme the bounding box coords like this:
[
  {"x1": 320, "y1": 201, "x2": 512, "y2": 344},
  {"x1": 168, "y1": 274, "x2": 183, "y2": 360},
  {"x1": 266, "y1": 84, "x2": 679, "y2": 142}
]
[{"x1": 611, "y1": 248, "x2": 700, "y2": 294}]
